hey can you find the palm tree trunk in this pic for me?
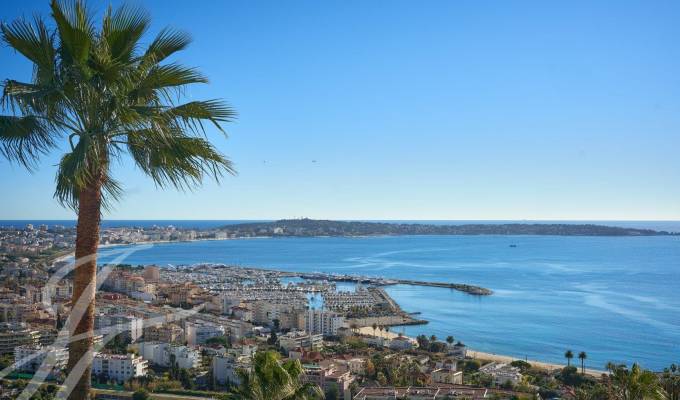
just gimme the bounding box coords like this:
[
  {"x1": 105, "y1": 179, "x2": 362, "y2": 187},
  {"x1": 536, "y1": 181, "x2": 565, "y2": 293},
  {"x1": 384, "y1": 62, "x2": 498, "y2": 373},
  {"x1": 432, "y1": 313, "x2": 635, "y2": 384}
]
[{"x1": 66, "y1": 181, "x2": 103, "y2": 400}]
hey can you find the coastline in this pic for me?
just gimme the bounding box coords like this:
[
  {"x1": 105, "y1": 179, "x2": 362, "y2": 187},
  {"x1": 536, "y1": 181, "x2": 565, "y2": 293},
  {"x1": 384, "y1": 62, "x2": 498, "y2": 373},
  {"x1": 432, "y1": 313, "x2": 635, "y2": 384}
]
[
  {"x1": 357, "y1": 327, "x2": 604, "y2": 377},
  {"x1": 47, "y1": 237, "x2": 661, "y2": 376}
]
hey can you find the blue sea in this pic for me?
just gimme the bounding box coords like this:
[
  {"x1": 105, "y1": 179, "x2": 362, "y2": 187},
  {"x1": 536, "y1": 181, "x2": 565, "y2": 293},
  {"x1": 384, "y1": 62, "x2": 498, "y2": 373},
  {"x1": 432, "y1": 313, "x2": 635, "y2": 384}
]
[
  {"x1": 89, "y1": 231, "x2": 680, "y2": 371},
  {"x1": 3, "y1": 220, "x2": 679, "y2": 370}
]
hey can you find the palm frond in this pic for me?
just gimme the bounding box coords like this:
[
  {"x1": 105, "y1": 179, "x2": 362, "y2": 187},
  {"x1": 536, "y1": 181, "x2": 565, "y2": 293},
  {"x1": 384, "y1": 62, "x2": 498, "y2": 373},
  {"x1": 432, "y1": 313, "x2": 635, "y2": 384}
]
[
  {"x1": 102, "y1": 3, "x2": 150, "y2": 63},
  {"x1": 165, "y1": 100, "x2": 236, "y2": 135},
  {"x1": 144, "y1": 27, "x2": 191, "y2": 63},
  {"x1": 0, "y1": 115, "x2": 56, "y2": 169},
  {"x1": 127, "y1": 130, "x2": 234, "y2": 190},
  {"x1": 3, "y1": 0, "x2": 235, "y2": 212},
  {"x1": 128, "y1": 63, "x2": 208, "y2": 103},
  {"x1": 50, "y1": 0, "x2": 94, "y2": 66},
  {"x1": 0, "y1": 16, "x2": 56, "y2": 84}
]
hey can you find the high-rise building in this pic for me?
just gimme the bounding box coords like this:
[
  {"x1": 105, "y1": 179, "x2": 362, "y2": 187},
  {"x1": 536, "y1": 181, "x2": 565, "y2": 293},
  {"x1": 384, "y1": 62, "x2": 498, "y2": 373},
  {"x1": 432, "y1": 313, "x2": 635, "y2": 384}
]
[{"x1": 299, "y1": 310, "x2": 345, "y2": 336}]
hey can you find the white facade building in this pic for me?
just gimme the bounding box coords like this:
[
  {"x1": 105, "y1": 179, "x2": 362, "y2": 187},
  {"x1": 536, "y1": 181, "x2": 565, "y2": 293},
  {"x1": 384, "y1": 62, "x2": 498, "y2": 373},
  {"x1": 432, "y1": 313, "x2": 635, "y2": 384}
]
[
  {"x1": 138, "y1": 342, "x2": 200, "y2": 369},
  {"x1": 278, "y1": 330, "x2": 323, "y2": 352},
  {"x1": 185, "y1": 321, "x2": 225, "y2": 346},
  {"x1": 94, "y1": 314, "x2": 144, "y2": 342},
  {"x1": 300, "y1": 310, "x2": 345, "y2": 336},
  {"x1": 14, "y1": 345, "x2": 68, "y2": 376},
  {"x1": 92, "y1": 353, "x2": 147, "y2": 383},
  {"x1": 479, "y1": 362, "x2": 523, "y2": 386},
  {"x1": 212, "y1": 354, "x2": 251, "y2": 386}
]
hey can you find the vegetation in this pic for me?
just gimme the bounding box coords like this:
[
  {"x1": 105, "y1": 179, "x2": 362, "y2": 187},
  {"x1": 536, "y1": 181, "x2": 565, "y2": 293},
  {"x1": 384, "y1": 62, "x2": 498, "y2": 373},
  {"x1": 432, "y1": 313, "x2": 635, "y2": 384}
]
[
  {"x1": 565, "y1": 350, "x2": 574, "y2": 367},
  {"x1": 132, "y1": 389, "x2": 150, "y2": 400},
  {"x1": 661, "y1": 364, "x2": 679, "y2": 400},
  {"x1": 206, "y1": 335, "x2": 231, "y2": 347},
  {"x1": 235, "y1": 351, "x2": 322, "y2": 400},
  {"x1": 218, "y1": 219, "x2": 673, "y2": 237},
  {"x1": 579, "y1": 351, "x2": 588, "y2": 374},
  {"x1": 0, "y1": 1, "x2": 235, "y2": 397},
  {"x1": 365, "y1": 353, "x2": 427, "y2": 386},
  {"x1": 606, "y1": 363, "x2": 667, "y2": 400}
]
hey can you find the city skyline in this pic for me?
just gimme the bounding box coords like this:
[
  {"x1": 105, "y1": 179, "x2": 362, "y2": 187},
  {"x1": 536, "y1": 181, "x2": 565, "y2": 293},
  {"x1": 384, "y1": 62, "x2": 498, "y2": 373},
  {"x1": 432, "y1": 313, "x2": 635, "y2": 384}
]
[{"x1": 2, "y1": 0, "x2": 679, "y2": 220}]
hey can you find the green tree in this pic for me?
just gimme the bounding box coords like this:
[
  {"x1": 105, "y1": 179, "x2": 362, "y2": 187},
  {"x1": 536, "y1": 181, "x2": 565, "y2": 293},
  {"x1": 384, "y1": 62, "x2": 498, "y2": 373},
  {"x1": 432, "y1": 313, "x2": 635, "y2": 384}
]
[
  {"x1": 132, "y1": 389, "x2": 150, "y2": 400},
  {"x1": 178, "y1": 368, "x2": 194, "y2": 390},
  {"x1": 324, "y1": 384, "x2": 339, "y2": 400},
  {"x1": 206, "y1": 336, "x2": 230, "y2": 347},
  {"x1": 416, "y1": 334, "x2": 429, "y2": 349},
  {"x1": 236, "y1": 351, "x2": 323, "y2": 400},
  {"x1": 565, "y1": 350, "x2": 574, "y2": 367},
  {"x1": 608, "y1": 363, "x2": 667, "y2": 400},
  {"x1": 661, "y1": 364, "x2": 679, "y2": 400},
  {"x1": 267, "y1": 330, "x2": 278, "y2": 346},
  {"x1": 578, "y1": 351, "x2": 587, "y2": 374},
  {"x1": 1, "y1": 1, "x2": 235, "y2": 398},
  {"x1": 446, "y1": 335, "x2": 454, "y2": 345}
]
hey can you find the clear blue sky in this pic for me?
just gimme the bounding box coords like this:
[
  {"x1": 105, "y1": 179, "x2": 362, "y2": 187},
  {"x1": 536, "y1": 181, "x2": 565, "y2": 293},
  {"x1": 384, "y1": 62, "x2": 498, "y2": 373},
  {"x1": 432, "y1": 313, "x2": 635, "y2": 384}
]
[{"x1": 1, "y1": 0, "x2": 679, "y2": 220}]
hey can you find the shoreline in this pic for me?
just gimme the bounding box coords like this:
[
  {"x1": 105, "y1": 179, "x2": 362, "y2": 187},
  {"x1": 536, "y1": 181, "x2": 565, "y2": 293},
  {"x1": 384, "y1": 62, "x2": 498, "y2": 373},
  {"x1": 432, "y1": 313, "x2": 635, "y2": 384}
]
[
  {"x1": 46, "y1": 238, "x2": 656, "y2": 373},
  {"x1": 357, "y1": 327, "x2": 605, "y2": 377}
]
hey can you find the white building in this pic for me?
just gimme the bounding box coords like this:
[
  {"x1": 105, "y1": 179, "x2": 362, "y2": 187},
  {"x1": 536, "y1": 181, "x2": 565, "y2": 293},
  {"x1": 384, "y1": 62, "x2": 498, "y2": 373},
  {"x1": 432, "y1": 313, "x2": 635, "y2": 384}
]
[
  {"x1": 0, "y1": 322, "x2": 40, "y2": 355},
  {"x1": 300, "y1": 310, "x2": 345, "y2": 336},
  {"x1": 92, "y1": 353, "x2": 148, "y2": 383},
  {"x1": 388, "y1": 336, "x2": 416, "y2": 351},
  {"x1": 138, "y1": 342, "x2": 200, "y2": 370},
  {"x1": 431, "y1": 367, "x2": 463, "y2": 384},
  {"x1": 14, "y1": 345, "x2": 68, "y2": 377},
  {"x1": 278, "y1": 330, "x2": 323, "y2": 352},
  {"x1": 448, "y1": 342, "x2": 467, "y2": 359},
  {"x1": 479, "y1": 362, "x2": 523, "y2": 386},
  {"x1": 212, "y1": 354, "x2": 251, "y2": 386},
  {"x1": 185, "y1": 321, "x2": 225, "y2": 346},
  {"x1": 95, "y1": 314, "x2": 144, "y2": 342},
  {"x1": 252, "y1": 301, "x2": 304, "y2": 329}
]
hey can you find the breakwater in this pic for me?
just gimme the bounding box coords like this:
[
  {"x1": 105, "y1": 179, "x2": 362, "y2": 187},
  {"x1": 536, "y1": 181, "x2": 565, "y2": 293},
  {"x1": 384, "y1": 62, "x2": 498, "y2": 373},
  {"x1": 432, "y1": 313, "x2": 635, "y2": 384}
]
[{"x1": 297, "y1": 272, "x2": 493, "y2": 296}]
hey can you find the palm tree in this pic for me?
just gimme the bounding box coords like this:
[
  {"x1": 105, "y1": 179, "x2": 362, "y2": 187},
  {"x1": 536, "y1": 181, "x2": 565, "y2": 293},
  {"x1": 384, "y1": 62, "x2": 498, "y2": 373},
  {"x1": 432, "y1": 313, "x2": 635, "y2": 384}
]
[
  {"x1": 609, "y1": 363, "x2": 667, "y2": 400},
  {"x1": 446, "y1": 335, "x2": 454, "y2": 345},
  {"x1": 578, "y1": 351, "x2": 587, "y2": 374},
  {"x1": 372, "y1": 322, "x2": 378, "y2": 337},
  {"x1": 430, "y1": 334, "x2": 437, "y2": 342},
  {"x1": 1, "y1": 2, "x2": 234, "y2": 398},
  {"x1": 565, "y1": 350, "x2": 574, "y2": 367},
  {"x1": 236, "y1": 351, "x2": 323, "y2": 400}
]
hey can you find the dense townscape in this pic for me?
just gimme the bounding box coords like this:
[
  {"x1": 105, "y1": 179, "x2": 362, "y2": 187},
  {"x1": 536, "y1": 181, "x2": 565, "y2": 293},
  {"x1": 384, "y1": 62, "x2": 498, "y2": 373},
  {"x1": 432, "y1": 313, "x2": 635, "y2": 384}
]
[{"x1": 1, "y1": 223, "x2": 678, "y2": 400}]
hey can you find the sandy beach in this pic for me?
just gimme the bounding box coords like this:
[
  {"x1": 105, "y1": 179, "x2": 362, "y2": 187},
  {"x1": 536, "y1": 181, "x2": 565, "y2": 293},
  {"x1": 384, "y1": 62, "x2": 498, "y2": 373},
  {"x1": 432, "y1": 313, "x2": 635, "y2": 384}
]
[{"x1": 357, "y1": 327, "x2": 604, "y2": 376}]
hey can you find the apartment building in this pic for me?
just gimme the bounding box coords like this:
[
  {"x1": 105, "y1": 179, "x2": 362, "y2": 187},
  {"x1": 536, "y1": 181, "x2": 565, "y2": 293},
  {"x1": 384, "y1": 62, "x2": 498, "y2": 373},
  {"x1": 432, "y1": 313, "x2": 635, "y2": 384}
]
[{"x1": 92, "y1": 353, "x2": 148, "y2": 383}]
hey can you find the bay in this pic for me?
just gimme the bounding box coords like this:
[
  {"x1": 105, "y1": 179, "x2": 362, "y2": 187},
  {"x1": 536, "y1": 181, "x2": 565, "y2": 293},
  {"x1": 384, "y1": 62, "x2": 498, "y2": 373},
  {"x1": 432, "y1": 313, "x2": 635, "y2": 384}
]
[{"x1": 94, "y1": 233, "x2": 680, "y2": 371}]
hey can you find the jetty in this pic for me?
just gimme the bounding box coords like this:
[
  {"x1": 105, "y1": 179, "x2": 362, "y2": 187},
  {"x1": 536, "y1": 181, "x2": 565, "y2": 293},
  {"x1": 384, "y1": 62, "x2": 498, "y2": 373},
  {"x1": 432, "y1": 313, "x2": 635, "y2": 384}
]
[{"x1": 297, "y1": 272, "x2": 493, "y2": 296}]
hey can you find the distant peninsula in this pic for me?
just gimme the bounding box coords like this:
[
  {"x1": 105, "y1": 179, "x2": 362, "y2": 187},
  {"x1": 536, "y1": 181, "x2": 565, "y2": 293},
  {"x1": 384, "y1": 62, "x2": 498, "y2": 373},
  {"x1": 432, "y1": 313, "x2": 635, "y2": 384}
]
[{"x1": 220, "y1": 219, "x2": 675, "y2": 237}]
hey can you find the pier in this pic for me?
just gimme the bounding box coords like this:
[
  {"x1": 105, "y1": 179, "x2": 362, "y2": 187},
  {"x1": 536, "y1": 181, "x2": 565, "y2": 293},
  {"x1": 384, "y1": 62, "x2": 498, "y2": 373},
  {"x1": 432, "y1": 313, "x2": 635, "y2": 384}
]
[{"x1": 297, "y1": 272, "x2": 493, "y2": 296}]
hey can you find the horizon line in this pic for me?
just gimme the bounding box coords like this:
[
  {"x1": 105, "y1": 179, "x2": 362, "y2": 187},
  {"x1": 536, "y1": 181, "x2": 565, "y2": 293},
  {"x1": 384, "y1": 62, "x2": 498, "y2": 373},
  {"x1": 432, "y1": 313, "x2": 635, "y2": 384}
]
[{"x1": 1, "y1": 218, "x2": 680, "y2": 222}]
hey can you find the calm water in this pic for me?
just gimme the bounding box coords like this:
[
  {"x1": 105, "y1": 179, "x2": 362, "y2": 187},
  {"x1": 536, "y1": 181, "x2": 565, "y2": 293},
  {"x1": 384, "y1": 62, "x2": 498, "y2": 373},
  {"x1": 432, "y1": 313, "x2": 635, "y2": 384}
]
[{"x1": 94, "y1": 234, "x2": 680, "y2": 371}]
